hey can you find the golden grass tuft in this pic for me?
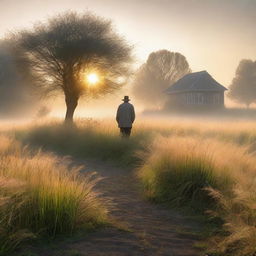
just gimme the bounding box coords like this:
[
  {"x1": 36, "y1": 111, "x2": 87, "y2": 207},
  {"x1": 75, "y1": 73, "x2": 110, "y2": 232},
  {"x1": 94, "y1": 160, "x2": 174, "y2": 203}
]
[
  {"x1": 0, "y1": 135, "x2": 107, "y2": 254},
  {"x1": 137, "y1": 135, "x2": 256, "y2": 255}
]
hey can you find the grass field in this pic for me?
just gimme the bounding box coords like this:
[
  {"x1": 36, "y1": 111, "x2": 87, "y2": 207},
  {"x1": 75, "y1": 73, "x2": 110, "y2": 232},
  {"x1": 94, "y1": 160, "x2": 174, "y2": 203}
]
[
  {"x1": 0, "y1": 134, "x2": 107, "y2": 255},
  {"x1": 2, "y1": 117, "x2": 256, "y2": 255}
]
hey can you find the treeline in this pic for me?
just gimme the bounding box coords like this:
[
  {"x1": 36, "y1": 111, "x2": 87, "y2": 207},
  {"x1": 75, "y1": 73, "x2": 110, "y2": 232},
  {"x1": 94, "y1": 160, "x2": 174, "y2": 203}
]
[{"x1": 0, "y1": 10, "x2": 256, "y2": 120}]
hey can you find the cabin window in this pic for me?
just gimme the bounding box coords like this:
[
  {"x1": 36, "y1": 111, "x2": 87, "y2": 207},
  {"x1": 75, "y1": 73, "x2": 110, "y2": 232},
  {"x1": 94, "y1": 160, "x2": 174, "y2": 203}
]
[
  {"x1": 186, "y1": 94, "x2": 189, "y2": 104},
  {"x1": 186, "y1": 93, "x2": 194, "y2": 104},
  {"x1": 194, "y1": 93, "x2": 204, "y2": 104},
  {"x1": 213, "y1": 94, "x2": 220, "y2": 104},
  {"x1": 192, "y1": 93, "x2": 196, "y2": 104},
  {"x1": 198, "y1": 94, "x2": 204, "y2": 104}
]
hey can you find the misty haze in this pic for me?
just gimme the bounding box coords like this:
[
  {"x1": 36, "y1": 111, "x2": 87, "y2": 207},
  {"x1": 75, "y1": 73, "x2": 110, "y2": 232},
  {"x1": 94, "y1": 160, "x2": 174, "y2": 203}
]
[{"x1": 0, "y1": 0, "x2": 256, "y2": 256}]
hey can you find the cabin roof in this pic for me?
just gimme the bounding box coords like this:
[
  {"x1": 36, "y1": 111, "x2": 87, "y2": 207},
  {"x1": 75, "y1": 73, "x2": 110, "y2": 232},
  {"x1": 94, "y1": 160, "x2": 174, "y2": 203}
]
[{"x1": 165, "y1": 71, "x2": 228, "y2": 94}]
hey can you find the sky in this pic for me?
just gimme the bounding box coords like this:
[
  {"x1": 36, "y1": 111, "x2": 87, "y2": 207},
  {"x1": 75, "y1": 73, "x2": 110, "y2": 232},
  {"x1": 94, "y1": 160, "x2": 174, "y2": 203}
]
[{"x1": 0, "y1": 0, "x2": 255, "y2": 117}]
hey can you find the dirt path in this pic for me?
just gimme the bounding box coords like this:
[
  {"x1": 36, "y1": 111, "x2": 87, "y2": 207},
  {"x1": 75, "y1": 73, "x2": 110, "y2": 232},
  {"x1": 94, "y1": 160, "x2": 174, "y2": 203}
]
[
  {"x1": 69, "y1": 159, "x2": 202, "y2": 256},
  {"x1": 18, "y1": 159, "x2": 203, "y2": 256}
]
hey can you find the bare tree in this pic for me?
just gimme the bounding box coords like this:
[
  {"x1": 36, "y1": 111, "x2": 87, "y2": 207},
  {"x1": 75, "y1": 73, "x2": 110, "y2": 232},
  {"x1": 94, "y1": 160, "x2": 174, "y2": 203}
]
[
  {"x1": 228, "y1": 59, "x2": 256, "y2": 108},
  {"x1": 132, "y1": 50, "x2": 190, "y2": 109},
  {"x1": 14, "y1": 12, "x2": 133, "y2": 123}
]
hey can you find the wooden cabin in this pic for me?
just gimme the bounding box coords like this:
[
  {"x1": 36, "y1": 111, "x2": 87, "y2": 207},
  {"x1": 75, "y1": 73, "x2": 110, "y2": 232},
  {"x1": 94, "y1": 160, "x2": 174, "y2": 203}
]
[{"x1": 165, "y1": 71, "x2": 227, "y2": 108}]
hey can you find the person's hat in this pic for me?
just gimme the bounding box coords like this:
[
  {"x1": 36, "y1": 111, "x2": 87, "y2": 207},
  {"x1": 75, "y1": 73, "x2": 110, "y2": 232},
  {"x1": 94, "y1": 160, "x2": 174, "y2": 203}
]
[{"x1": 122, "y1": 96, "x2": 130, "y2": 101}]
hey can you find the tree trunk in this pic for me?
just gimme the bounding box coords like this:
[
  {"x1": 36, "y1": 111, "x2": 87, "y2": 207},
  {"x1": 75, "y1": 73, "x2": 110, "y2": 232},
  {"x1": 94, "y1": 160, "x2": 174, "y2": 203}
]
[{"x1": 65, "y1": 95, "x2": 78, "y2": 124}]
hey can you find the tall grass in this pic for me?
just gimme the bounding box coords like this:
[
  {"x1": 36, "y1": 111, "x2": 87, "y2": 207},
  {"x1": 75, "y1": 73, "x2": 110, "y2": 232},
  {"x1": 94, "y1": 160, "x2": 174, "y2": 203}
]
[
  {"x1": 0, "y1": 136, "x2": 107, "y2": 254},
  {"x1": 16, "y1": 120, "x2": 149, "y2": 165},
  {"x1": 135, "y1": 119, "x2": 256, "y2": 146},
  {"x1": 137, "y1": 135, "x2": 256, "y2": 255},
  {"x1": 137, "y1": 137, "x2": 233, "y2": 209},
  {"x1": 10, "y1": 118, "x2": 256, "y2": 255}
]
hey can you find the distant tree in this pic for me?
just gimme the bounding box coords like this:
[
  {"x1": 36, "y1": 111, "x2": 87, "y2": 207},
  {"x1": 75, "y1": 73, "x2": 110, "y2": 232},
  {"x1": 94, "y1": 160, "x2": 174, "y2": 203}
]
[
  {"x1": 14, "y1": 12, "x2": 133, "y2": 123},
  {"x1": 228, "y1": 59, "x2": 256, "y2": 108},
  {"x1": 0, "y1": 41, "x2": 36, "y2": 117},
  {"x1": 132, "y1": 50, "x2": 191, "y2": 109}
]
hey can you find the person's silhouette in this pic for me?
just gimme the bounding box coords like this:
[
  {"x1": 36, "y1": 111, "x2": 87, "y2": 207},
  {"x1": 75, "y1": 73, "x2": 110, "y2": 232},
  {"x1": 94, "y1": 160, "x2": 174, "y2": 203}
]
[{"x1": 116, "y1": 96, "x2": 135, "y2": 137}]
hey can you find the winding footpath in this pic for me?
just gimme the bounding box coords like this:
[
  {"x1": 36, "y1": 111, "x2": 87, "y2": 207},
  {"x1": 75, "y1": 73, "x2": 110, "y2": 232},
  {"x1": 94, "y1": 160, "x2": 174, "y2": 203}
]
[
  {"x1": 18, "y1": 159, "x2": 203, "y2": 256},
  {"x1": 70, "y1": 159, "x2": 202, "y2": 256}
]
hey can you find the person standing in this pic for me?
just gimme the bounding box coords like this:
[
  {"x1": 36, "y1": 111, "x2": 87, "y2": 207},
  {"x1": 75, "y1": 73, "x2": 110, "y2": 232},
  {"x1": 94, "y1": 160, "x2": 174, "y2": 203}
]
[{"x1": 116, "y1": 96, "x2": 135, "y2": 137}]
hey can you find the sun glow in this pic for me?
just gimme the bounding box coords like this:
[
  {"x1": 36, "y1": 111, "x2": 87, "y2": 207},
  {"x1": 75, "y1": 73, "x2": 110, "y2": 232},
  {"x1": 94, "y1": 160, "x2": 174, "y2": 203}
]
[{"x1": 86, "y1": 73, "x2": 99, "y2": 85}]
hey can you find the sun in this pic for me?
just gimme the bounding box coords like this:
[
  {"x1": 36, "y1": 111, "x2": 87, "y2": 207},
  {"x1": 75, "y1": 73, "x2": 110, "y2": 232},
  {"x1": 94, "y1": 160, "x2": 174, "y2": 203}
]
[{"x1": 86, "y1": 73, "x2": 99, "y2": 85}]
